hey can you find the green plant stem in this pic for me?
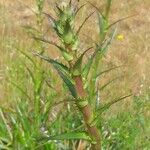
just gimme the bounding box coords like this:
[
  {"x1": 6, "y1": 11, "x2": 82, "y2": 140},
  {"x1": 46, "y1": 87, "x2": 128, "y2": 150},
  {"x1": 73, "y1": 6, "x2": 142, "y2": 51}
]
[{"x1": 74, "y1": 76, "x2": 101, "y2": 150}]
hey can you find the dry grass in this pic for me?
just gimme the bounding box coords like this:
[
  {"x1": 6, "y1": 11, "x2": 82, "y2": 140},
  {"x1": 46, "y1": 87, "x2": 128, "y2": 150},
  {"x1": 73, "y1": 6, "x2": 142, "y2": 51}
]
[
  {"x1": 0, "y1": 0, "x2": 150, "y2": 106},
  {"x1": 0, "y1": 1, "x2": 149, "y2": 149}
]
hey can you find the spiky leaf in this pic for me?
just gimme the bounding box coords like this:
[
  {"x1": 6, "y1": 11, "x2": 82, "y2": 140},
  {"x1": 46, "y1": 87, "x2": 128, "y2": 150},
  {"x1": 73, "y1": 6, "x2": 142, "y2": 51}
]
[
  {"x1": 76, "y1": 12, "x2": 94, "y2": 35},
  {"x1": 34, "y1": 53, "x2": 77, "y2": 98},
  {"x1": 92, "y1": 94, "x2": 132, "y2": 125},
  {"x1": 98, "y1": 13, "x2": 108, "y2": 41},
  {"x1": 101, "y1": 26, "x2": 117, "y2": 53},
  {"x1": 96, "y1": 65, "x2": 122, "y2": 79},
  {"x1": 73, "y1": 47, "x2": 92, "y2": 76},
  {"x1": 82, "y1": 51, "x2": 96, "y2": 79}
]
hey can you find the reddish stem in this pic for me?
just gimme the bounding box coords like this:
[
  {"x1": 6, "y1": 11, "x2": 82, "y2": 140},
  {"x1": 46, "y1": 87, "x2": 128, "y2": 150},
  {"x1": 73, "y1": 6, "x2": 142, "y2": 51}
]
[{"x1": 74, "y1": 76, "x2": 101, "y2": 150}]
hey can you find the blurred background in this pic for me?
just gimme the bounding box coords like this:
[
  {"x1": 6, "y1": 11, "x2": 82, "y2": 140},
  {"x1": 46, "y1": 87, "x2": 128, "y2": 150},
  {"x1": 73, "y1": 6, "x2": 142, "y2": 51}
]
[
  {"x1": 1, "y1": 0, "x2": 150, "y2": 104},
  {"x1": 0, "y1": 0, "x2": 150, "y2": 149}
]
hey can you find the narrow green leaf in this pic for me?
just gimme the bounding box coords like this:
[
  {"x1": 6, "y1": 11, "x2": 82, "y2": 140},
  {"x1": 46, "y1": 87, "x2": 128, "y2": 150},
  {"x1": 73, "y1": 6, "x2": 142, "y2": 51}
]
[
  {"x1": 92, "y1": 94, "x2": 132, "y2": 125},
  {"x1": 9, "y1": 81, "x2": 32, "y2": 101},
  {"x1": 76, "y1": 11, "x2": 95, "y2": 35},
  {"x1": 107, "y1": 14, "x2": 137, "y2": 29},
  {"x1": 15, "y1": 105, "x2": 31, "y2": 133},
  {"x1": 75, "y1": 4, "x2": 87, "y2": 16},
  {"x1": 39, "y1": 131, "x2": 91, "y2": 141},
  {"x1": 22, "y1": 25, "x2": 41, "y2": 37},
  {"x1": 87, "y1": 1, "x2": 104, "y2": 18},
  {"x1": 100, "y1": 26, "x2": 117, "y2": 55},
  {"x1": 82, "y1": 51, "x2": 96, "y2": 79},
  {"x1": 33, "y1": 37, "x2": 60, "y2": 49},
  {"x1": 57, "y1": 69, "x2": 77, "y2": 98},
  {"x1": 99, "y1": 76, "x2": 121, "y2": 91},
  {"x1": 0, "y1": 109, "x2": 12, "y2": 140},
  {"x1": 34, "y1": 53, "x2": 77, "y2": 98},
  {"x1": 33, "y1": 37, "x2": 74, "y2": 61},
  {"x1": 98, "y1": 13, "x2": 108, "y2": 42},
  {"x1": 96, "y1": 65, "x2": 122, "y2": 78},
  {"x1": 24, "y1": 65, "x2": 35, "y2": 84},
  {"x1": 33, "y1": 52, "x2": 69, "y2": 71},
  {"x1": 73, "y1": 47, "x2": 92, "y2": 76},
  {"x1": 98, "y1": 94, "x2": 132, "y2": 113},
  {"x1": 15, "y1": 48, "x2": 36, "y2": 67}
]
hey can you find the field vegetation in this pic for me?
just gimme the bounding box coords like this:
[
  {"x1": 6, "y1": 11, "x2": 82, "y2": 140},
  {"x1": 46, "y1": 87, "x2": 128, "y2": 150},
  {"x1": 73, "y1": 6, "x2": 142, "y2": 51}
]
[{"x1": 0, "y1": 0, "x2": 150, "y2": 149}]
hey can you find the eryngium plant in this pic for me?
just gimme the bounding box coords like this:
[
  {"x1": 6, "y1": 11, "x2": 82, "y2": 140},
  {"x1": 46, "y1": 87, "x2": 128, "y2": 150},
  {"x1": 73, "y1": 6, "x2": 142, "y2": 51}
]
[{"x1": 34, "y1": 0, "x2": 132, "y2": 149}]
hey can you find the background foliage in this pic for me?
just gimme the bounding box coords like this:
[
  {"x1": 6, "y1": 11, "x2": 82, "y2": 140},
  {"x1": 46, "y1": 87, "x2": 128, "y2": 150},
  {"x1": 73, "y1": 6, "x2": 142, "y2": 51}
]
[{"x1": 0, "y1": 0, "x2": 150, "y2": 149}]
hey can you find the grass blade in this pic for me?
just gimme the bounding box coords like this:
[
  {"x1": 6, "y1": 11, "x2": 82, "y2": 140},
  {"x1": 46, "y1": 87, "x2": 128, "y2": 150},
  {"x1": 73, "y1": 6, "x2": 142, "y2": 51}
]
[
  {"x1": 99, "y1": 76, "x2": 122, "y2": 91},
  {"x1": 34, "y1": 53, "x2": 77, "y2": 98},
  {"x1": 107, "y1": 14, "x2": 137, "y2": 29},
  {"x1": 100, "y1": 26, "x2": 117, "y2": 55},
  {"x1": 33, "y1": 37, "x2": 59, "y2": 49},
  {"x1": 33, "y1": 37, "x2": 71, "y2": 60},
  {"x1": 15, "y1": 48, "x2": 36, "y2": 67},
  {"x1": 33, "y1": 52, "x2": 69, "y2": 70},
  {"x1": 0, "y1": 109, "x2": 12, "y2": 140},
  {"x1": 98, "y1": 94, "x2": 132, "y2": 113},
  {"x1": 91, "y1": 94, "x2": 132, "y2": 126},
  {"x1": 82, "y1": 51, "x2": 96, "y2": 79},
  {"x1": 76, "y1": 11, "x2": 95, "y2": 35},
  {"x1": 98, "y1": 12, "x2": 108, "y2": 42},
  {"x1": 73, "y1": 47, "x2": 93, "y2": 76},
  {"x1": 87, "y1": 1, "x2": 104, "y2": 18},
  {"x1": 57, "y1": 69, "x2": 77, "y2": 98},
  {"x1": 96, "y1": 65, "x2": 122, "y2": 78},
  {"x1": 9, "y1": 81, "x2": 32, "y2": 101},
  {"x1": 75, "y1": 4, "x2": 86, "y2": 16}
]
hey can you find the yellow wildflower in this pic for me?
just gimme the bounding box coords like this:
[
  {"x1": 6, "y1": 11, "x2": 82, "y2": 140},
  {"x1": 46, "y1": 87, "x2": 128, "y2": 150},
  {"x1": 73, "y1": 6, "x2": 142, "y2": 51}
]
[{"x1": 117, "y1": 34, "x2": 124, "y2": 40}]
